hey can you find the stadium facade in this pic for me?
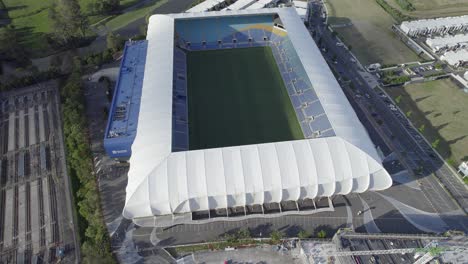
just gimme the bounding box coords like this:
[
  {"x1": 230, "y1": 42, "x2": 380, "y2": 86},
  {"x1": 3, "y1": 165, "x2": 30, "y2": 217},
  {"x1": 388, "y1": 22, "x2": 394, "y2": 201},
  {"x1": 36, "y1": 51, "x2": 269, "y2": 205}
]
[{"x1": 106, "y1": 8, "x2": 392, "y2": 227}]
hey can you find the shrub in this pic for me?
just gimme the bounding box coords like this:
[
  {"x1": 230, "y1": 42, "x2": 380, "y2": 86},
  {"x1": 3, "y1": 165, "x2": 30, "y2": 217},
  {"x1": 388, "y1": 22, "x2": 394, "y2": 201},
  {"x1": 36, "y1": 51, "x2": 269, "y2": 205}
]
[
  {"x1": 395, "y1": 0, "x2": 415, "y2": 11},
  {"x1": 61, "y1": 61, "x2": 115, "y2": 263},
  {"x1": 317, "y1": 230, "x2": 327, "y2": 238},
  {"x1": 298, "y1": 230, "x2": 310, "y2": 239},
  {"x1": 0, "y1": 67, "x2": 62, "y2": 91},
  {"x1": 270, "y1": 231, "x2": 283, "y2": 243},
  {"x1": 375, "y1": 0, "x2": 412, "y2": 23}
]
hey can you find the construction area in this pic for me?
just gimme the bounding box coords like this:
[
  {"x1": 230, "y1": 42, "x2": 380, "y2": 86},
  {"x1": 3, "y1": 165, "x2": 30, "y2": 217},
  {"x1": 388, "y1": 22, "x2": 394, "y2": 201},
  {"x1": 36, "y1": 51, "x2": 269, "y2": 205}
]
[
  {"x1": 0, "y1": 81, "x2": 77, "y2": 263},
  {"x1": 170, "y1": 230, "x2": 468, "y2": 264}
]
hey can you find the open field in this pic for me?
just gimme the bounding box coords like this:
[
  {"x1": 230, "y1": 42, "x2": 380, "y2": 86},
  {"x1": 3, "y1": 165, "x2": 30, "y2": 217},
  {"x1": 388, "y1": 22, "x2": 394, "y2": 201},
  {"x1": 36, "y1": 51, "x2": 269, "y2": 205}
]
[
  {"x1": 385, "y1": 78, "x2": 468, "y2": 165},
  {"x1": 325, "y1": 0, "x2": 419, "y2": 65},
  {"x1": 187, "y1": 47, "x2": 304, "y2": 150},
  {"x1": 103, "y1": 0, "x2": 167, "y2": 31},
  {"x1": 386, "y1": 0, "x2": 468, "y2": 18}
]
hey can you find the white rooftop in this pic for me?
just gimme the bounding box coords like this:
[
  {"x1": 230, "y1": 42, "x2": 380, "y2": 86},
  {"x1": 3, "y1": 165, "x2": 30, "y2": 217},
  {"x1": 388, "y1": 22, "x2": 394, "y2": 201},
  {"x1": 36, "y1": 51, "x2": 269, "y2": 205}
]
[
  {"x1": 186, "y1": 0, "x2": 225, "y2": 12},
  {"x1": 246, "y1": 0, "x2": 275, "y2": 10},
  {"x1": 441, "y1": 49, "x2": 468, "y2": 66},
  {"x1": 123, "y1": 8, "x2": 392, "y2": 221},
  {"x1": 426, "y1": 34, "x2": 468, "y2": 50},
  {"x1": 401, "y1": 15, "x2": 468, "y2": 32},
  {"x1": 224, "y1": 0, "x2": 257, "y2": 10}
]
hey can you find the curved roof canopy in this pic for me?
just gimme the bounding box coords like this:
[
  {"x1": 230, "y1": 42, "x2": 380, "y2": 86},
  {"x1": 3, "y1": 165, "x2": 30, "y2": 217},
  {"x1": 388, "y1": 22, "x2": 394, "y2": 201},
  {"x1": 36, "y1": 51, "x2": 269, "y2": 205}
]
[{"x1": 123, "y1": 8, "x2": 392, "y2": 220}]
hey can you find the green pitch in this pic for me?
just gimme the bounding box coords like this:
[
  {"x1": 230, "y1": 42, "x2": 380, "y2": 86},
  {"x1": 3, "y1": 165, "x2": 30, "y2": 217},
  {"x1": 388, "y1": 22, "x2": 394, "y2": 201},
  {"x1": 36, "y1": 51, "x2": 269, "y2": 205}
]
[{"x1": 187, "y1": 46, "x2": 304, "y2": 150}]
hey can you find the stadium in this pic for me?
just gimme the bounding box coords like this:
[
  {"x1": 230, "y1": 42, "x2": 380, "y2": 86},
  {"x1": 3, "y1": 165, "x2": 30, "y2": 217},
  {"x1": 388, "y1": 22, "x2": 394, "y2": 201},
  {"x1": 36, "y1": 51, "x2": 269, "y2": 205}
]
[{"x1": 104, "y1": 8, "x2": 392, "y2": 227}]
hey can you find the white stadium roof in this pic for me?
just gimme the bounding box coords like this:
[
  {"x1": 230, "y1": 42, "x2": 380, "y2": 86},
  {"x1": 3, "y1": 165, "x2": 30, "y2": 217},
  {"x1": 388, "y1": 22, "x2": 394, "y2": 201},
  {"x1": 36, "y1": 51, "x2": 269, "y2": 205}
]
[{"x1": 123, "y1": 8, "x2": 392, "y2": 223}]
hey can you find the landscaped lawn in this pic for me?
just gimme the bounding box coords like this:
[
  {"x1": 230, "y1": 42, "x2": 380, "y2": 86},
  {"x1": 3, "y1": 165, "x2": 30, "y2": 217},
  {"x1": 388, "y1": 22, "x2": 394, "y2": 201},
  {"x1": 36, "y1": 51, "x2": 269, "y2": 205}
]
[{"x1": 325, "y1": 0, "x2": 419, "y2": 65}]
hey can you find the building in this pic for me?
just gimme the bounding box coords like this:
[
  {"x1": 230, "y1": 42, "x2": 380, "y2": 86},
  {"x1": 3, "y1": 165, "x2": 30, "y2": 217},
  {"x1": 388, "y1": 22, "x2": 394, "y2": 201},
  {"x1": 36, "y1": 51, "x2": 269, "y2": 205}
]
[
  {"x1": 292, "y1": 0, "x2": 308, "y2": 21},
  {"x1": 459, "y1": 162, "x2": 468, "y2": 177},
  {"x1": 188, "y1": 0, "x2": 280, "y2": 12},
  {"x1": 223, "y1": 0, "x2": 258, "y2": 11},
  {"x1": 400, "y1": 15, "x2": 468, "y2": 37},
  {"x1": 425, "y1": 33, "x2": 468, "y2": 53},
  {"x1": 114, "y1": 8, "x2": 392, "y2": 227},
  {"x1": 186, "y1": 0, "x2": 228, "y2": 13},
  {"x1": 104, "y1": 40, "x2": 147, "y2": 159},
  {"x1": 440, "y1": 49, "x2": 468, "y2": 67}
]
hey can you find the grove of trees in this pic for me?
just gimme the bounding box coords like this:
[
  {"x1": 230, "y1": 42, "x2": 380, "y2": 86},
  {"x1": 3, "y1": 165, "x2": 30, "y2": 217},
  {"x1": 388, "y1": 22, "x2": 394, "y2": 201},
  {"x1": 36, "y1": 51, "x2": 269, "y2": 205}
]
[
  {"x1": 0, "y1": 25, "x2": 29, "y2": 65},
  {"x1": 61, "y1": 61, "x2": 115, "y2": 263},
  {"x1": 49, "y1": 0, "x2": 89, "y2": 45}
]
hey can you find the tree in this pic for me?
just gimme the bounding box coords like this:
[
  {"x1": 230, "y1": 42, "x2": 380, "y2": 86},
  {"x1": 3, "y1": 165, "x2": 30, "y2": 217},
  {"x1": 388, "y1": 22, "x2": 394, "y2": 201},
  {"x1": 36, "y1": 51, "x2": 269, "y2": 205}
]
[
  {"x1": 0, "y1": 25, "x2": 29, "y2": 65},
  {"x1": 87, "y1": 0, "x2": 119, "y2": 15},
  {"x1": 431, "y1": 139, "x2": 440, "y2": 149},
  {"x1": 395, "y1": 95, "x2": 402, "y2": 104},
  {"x1": 298, "y1": 230, "x2": 310, "y2": 239},
  {"x1": 317, "y1": 230, "x2": 327, "y2": 238},
  {"x1": 50, "y1": 0, "x2": 89, "y2": 44},
  {"x1": 106, "y1": 31, "x2": 124, "y2": 50},
  {"x1": 270, "y1": 230, "x2": 283, "y2": 243},
  {"x1": 418, "y1": 124, "x2": 425, "y2": 133},
  {"x1": 237, "y1": 229, "x2": 251, "y2": 239},
  {"x1": 347, "y1": 45, "x2": 352, "y2": 51},
  {"x1": 406, "y1": 110, "x2": 412, "y2": 118},
  {"x1": 224, "y1": 233, "x2": 238, "y2": 244}
]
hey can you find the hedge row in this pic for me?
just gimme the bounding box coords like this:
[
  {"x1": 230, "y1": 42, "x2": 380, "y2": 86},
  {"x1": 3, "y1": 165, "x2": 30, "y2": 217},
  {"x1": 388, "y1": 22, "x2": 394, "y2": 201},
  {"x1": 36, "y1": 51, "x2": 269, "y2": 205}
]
[
  {"x1": 375, "y1": 0, "x2": 412, "y2": 23},
  {"x1": 61, "y1": 64, "x2": 115, "y2": 263}
]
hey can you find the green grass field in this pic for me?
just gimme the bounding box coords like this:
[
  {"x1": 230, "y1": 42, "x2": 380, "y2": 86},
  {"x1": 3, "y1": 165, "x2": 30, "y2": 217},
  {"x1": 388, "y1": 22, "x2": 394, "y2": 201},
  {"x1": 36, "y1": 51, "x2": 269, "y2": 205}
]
[
  {"x1": 325, "y1": 0, "x2": 419, "y2": 65},
  {"x1": 2, "y1": 0, "x2": 164, "y2": 57},
  {"x1": 187, "y1": 47, "x2": 304, "y2": 150},
  {"x1": 386, "y1": 0, "x2": 468, "y2": 18},
  {"x1": 385, "y1": 79, "x2": 468, "y2": 166}
]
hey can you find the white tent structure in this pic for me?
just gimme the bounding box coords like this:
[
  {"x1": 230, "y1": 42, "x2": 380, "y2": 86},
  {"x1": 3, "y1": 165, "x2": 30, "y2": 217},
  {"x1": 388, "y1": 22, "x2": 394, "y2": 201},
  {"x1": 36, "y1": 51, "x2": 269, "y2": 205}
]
[{"x1": 123, "y1": 8, "x2": 392, "y2": 227}]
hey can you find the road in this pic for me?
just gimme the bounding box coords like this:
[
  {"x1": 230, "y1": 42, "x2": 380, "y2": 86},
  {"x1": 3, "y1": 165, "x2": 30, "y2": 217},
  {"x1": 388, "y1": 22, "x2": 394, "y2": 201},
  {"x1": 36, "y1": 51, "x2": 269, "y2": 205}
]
[{"x1": 309, "y1": 0, "x2": 468, "y2": 214}]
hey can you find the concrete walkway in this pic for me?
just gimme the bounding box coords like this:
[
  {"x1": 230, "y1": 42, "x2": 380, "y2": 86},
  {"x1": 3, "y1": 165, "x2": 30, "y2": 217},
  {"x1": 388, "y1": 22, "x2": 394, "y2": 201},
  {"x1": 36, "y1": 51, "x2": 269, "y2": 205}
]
[
  {"x1": 116, "y1": 223, "x2": 144, "y2": 264},
  {"x1": 359, "y1": 196, "x2": 381, "y2": 233}
]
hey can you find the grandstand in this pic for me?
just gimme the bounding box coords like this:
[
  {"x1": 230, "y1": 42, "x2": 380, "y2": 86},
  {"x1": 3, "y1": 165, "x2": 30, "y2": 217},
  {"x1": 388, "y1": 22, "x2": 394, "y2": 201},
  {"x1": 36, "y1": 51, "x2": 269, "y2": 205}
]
[
  {"x1": 104, "y1": 40, "x2": 147, "y2": 159},
  {"x1": 114, "y1": 8, "x2": 392, "y2": 227}
]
